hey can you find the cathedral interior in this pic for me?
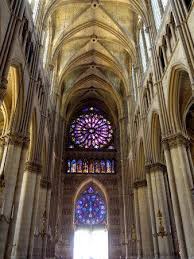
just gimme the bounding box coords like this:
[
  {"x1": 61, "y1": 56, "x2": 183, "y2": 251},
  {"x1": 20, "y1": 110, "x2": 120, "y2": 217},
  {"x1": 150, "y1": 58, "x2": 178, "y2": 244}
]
[{"x1": 0, "y1": 0, "x2": 194, "y2": 258}]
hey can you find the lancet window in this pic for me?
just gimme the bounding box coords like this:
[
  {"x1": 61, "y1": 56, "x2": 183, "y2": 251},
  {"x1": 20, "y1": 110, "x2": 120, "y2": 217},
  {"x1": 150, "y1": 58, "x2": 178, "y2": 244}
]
[
  {"x1": 139, "y1": 25, "x2": 151, "y2": 72},
  {"x1": 66, "y1": 159, "x2": 115, "y2": 174},
  {"x1": 151, "y1": 0, "x2": 168, "y2": 30},
  {"x1": 28, "y1": 0, "x2": 40, "y2": 20}
]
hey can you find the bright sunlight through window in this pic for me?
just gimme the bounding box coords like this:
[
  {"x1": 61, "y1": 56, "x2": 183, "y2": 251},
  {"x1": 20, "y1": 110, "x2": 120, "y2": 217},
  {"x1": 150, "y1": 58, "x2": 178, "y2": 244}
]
[{"x1": 74, "y1": 228, "x2": 108, "y2": 259}]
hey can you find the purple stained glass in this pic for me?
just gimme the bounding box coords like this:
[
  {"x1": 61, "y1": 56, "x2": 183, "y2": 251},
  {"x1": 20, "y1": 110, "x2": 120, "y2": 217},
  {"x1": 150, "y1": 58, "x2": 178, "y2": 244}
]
[
  {"x1": 75, "y1": 186, "x2": 107, "y2": 226},
  {"x1": 70, "y1": 109, "x2": 113, "y2": 149}
]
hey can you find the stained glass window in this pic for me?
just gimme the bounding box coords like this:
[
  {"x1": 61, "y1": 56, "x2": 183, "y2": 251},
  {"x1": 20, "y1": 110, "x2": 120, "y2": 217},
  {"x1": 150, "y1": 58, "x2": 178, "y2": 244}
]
[
  {"x1": 70, "y1": 107, "x2": 113, "y2": 149},
  {"x1": 75, "y1": 186, "x2": 107, "y2": 226},
  {"x1": 66, "y1": 159, "x2": 115, "y2": 174},
  {"x1": 77, "y1": 160, "x2": 82, "y2": 173}
]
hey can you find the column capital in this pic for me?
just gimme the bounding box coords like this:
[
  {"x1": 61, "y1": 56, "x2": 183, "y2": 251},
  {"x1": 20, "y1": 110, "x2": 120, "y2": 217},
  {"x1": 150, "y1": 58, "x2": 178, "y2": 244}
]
[
  {"x1": 4, "y1": 132, "x2": 30, "y2": 147},
  {"x1": 133, "y1": 179, "x2": 147, "y2": 189},
  {"x1": 162, "y1": 133, "x2": 190, "y2": 149},
  {"x1": 40, "y1": 177, "x2": 52, "y2": 189},
  {"x1": 25, "y1": 161, "x2": 42, "y2": 174},
  {"x1": 145, "y1": 162, "x2": 166, "y2": 173}
]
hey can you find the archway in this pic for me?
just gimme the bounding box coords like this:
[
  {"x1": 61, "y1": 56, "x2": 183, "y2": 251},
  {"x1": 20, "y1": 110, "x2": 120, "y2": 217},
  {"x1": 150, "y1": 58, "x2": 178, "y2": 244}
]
[{"x1": 73, "y1": 184, "x2": 108, "y2": 259}]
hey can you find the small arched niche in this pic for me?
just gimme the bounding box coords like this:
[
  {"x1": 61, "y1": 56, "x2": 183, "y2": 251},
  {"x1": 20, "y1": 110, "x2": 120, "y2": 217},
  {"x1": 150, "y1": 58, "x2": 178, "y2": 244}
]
[{"x1": 73, "y1": 182, "x2": 108, "y2": 259}]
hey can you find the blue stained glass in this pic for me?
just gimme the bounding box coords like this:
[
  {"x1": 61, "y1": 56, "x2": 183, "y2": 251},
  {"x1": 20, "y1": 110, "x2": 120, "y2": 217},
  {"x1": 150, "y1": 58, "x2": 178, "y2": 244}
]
[
  {"x1": 67, "y1": 160, "x2": 71, "y2": 173},
  {"x1": 71, "y1": 160, "x2": 76, "y2": 173},
  {"x1": 70, "y1": 108, "x2": 113, "y2": 149},
  {"x1": 75, "y1": 186, "x2": 107, "y2": 226}
]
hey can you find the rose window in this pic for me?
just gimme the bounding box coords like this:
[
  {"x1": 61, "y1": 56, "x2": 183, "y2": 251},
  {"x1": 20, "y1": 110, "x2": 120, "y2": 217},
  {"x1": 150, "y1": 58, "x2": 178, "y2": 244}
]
[{"x1": 70, "y1": 108, "x2": 113, "y2": 149}]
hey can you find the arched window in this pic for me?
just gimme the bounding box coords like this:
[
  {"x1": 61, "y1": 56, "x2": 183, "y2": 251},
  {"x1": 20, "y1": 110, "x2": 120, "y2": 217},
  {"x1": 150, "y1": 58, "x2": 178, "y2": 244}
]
[
  {"x1": 151, "y1": 0, "x2": 162, "y2": 30},
  {"x1": 66, "y1": 159, "x2": 115, "y2": 174},
  {"x1": 139, "y1": 25, "x2": 151, "y2": 72},
  {"x1": 74, "y1": 185, "x2": 108, "y2": 259},
  {"x1": 151, "y1": 0, "x2": 169, "y2": 30},
  {"x1": 139, "y1": 30, "x2": 147, "y2": 72},
  {"x1": 132, "y1": 65, "x2": 137, "y2": 101},
  {"x1": 28, "y1": 0, "x2": 40, "y2": 21},
  {"x1": 74, "y1": 185, "x2": 107, "y2": 226},
  {"x1": 43, "y1": 28, "x2": 50, "y2": 67}
]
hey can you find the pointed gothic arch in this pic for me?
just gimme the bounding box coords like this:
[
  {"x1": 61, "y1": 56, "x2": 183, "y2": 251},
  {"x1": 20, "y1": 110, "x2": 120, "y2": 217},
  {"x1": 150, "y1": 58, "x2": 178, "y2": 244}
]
[
  {"x1": 151, "y1": 112, "x2": 163, "y2": 163},
  {"x1": 168, "y1": 66, "x2": 193, "y2": 133}
]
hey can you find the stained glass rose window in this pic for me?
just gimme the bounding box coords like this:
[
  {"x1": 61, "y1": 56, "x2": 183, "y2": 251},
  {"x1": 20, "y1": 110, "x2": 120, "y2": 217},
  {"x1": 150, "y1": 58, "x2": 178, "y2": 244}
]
[
  {"x1": 75, "y1": 186, "x2": 107, "y2": 226},
  {"x1": 70, "y1": 107, "x2": 113, "y2": 149}
]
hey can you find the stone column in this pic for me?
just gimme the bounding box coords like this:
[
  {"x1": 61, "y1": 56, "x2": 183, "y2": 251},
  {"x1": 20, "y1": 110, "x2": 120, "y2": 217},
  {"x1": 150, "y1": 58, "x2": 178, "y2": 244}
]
[
  {"x1": 32, "y1": 177, "x2": 51, "y2": 259},
  {"x1": 163, "y1": 134, "x2": 194, "y2": 258},
  {"x1": 146, "y1": 171, "x2": 159, "y2": 259},
  {"x1": 134, "y1": 180, "x2": 154, "y2": 259},
  {"x1": 0, "y1": 133, "x2": 29, "y2": 258},
  {"x1": 146, "y1": 163, "x2": 174, "y2": 259},
  {"x1": 134, "y1": 187, "x2": 142, "y2": 258},
  {"x1": 11, "y1": 160, "x2": 41, "y2": 259}
]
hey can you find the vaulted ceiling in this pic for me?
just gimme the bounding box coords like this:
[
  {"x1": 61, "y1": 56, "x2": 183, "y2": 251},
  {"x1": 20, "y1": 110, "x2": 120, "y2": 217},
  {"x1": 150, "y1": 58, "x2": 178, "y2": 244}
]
[{"x1": 43, "y1": 0, "x2": 148, "y2": 116}]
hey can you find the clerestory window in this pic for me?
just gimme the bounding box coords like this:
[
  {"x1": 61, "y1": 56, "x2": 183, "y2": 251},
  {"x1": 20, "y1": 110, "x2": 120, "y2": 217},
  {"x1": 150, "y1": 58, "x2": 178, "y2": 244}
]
[{"x1": 151, "y1": 0, "x2": 169, "y2": 30}]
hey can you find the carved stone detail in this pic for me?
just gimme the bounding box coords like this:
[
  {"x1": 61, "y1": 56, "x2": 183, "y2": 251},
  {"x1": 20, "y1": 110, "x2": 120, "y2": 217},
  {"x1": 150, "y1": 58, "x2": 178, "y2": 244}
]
[
  {"x1": 145, "y1": 162, "x2": 166, "y2": 173},
  {"x1": 40, "y1": 177, "x2": 52, "y2": 189},
  {"x1": 133, "y1": 179, "x2": 147, "y2": 188},
  {"x1": 2, "y1": 132, "x2": 30, "y2": 147},
  {"x1": 162, "y1": 133, "x2": 190, "y2": 149},
  {"x1": 25, "y1": 161, "x2": 42, "y2": 174}
]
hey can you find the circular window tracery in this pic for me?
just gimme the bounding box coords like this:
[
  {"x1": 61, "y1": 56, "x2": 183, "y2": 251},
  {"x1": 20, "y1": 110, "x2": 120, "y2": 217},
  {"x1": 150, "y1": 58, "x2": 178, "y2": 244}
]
[
  {"x1": 75, "y1": 186, "x2": 107, "y2": 226},
  {"x1": 70, "y1": 107, "x2": 113, "y2": 149}
]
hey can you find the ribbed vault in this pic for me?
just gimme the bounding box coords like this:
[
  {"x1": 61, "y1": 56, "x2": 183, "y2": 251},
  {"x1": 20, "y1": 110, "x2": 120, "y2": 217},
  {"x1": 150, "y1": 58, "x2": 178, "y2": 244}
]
[{"x1": 43, "y1": 0, "x2": 148, "y2": 111}]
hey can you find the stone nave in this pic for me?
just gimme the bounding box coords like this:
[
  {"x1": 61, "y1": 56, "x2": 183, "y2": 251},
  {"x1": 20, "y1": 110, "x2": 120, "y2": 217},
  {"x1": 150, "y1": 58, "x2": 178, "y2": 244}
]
[{"x1": 0, "y1": 0, "x2": 194, "y2": 258}]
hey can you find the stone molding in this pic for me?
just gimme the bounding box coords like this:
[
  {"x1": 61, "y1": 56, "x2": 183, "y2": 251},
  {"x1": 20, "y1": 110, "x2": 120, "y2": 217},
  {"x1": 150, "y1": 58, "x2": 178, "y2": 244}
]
[
  {"x1": 162, "y1": 133, "x2": 190, "y2": 149},
  {"x1": 145, "y1": 162, "x2": 166, "y2": 173},
  {"x1": 40, "y1": 177, "x2": 52, "y2": 189},
  {"x1": 133, "y1": 179, "x2": 147, "y2": 189},
  {"x1": 25, "y1": 161, "x2": 42, "y2": 174}
]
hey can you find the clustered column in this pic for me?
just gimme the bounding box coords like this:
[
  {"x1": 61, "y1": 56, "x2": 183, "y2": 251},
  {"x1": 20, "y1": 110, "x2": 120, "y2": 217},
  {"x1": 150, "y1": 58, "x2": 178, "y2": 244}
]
[
  {"x1": 163, "y1": 133, "x2": 194, "y2": 258},
  {"x1": 134, "y1": 180, "x2": 154, "y2": 259}
]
